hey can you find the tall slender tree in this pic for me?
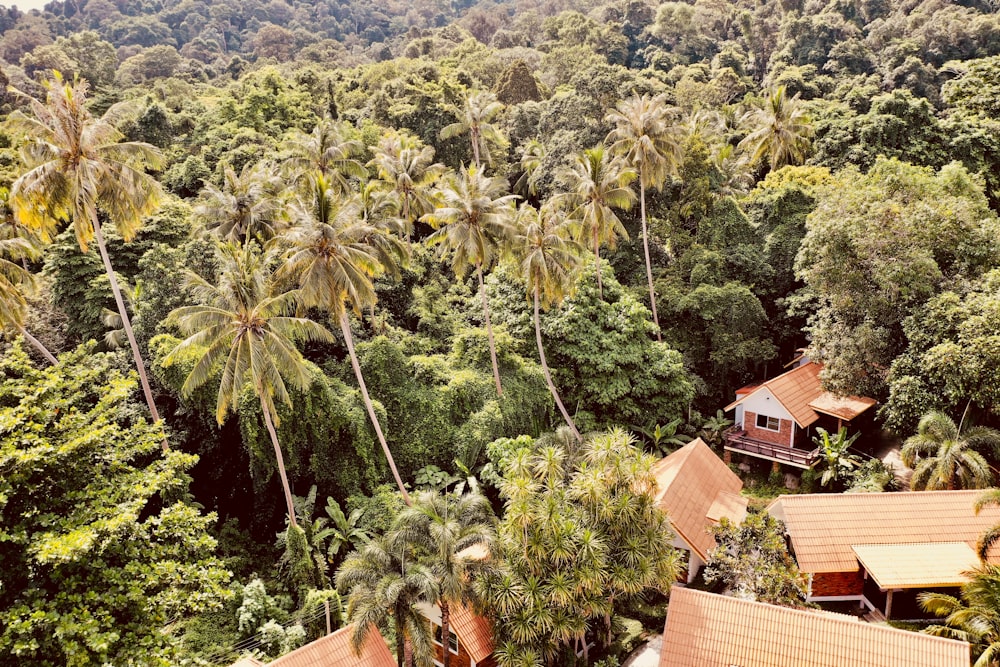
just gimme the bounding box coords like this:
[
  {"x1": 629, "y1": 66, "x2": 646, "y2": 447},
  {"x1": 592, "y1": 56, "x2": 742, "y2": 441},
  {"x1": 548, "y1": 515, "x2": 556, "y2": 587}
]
[
  {"x1": 0, "y1": 233, "x2": 56, "y2": 364},
  {"x1": 606, "y1": 94, "x2": 680, "y2": 340},
  {"x1": 9, "y1": 74, "x2": 166, "y2": 444},
  {"x1": 369, "y1": 133, "x2": 445, "y2": 239},
  {"x1": 440, "y1": 91, "x2": 506, "y2": 168},
  {"x1": 561, "y1": 146, "x2": 636, "y2": 298},
  {"x1": 738, "y1": 85, "x2": 813, "y2": 171},
  {"x1": 277, "y1": 172, "x2": 412, "y2": 504},
  {"x1": 164, "y1": 242, "x2": 335, "y2": 528},
  {"x1": 511, "y1": 202, "x2": 583, "y2": 440},
  {"x1": 423, "y1": 166, "x2": 517, "y2": 396},
  {"x1": 901, "y1": 411, "x2": 1000, "y2": 491}
]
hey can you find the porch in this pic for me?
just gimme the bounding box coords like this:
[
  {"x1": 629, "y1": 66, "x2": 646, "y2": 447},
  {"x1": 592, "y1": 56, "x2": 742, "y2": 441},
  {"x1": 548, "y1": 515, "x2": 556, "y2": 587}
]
[{"x1": 723, "y1": 427, "x2": 819, "y2": 469}]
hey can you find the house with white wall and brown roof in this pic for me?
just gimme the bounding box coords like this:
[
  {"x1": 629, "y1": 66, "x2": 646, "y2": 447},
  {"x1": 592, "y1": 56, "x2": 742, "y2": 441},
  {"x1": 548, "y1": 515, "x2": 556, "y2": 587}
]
[
  {"x1": 417, "y1": 602, "x2": 496, "y2": 667},
  {"x1": 652, "y1": 438, "x2": 749, "y2": 582},
  {"x1": 228, "y1": 623, "x2": 396, "y2": 667}
]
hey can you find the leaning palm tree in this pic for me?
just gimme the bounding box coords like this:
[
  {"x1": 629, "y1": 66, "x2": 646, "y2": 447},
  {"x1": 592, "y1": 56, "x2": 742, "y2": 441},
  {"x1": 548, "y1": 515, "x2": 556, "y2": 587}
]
[
  {"x1": 369, "y1": 133, "x2": 446, "y2": 239},
  {"x1": 606, "y1": 94, "x2": 681, "y2": 341},
  {"x1": 195, "y1": 160, "x2": 286, "y2": 244},
  {"x1": 901, "y1": 411, "x2": 1000, "y2": 491},
  {"x1": 277, "y1": 172, "x2": 412, "y2": 504},
  {"x1": 423, "y1": 166, "x2": 517, "y2": 396},
  {"x1": 737, "y1": 85, "x2": 813, "y2": 171},
  {"x1": 440, "y1": 91, "x2": 506, "y2": 168},
  {"x1": 0, "y1": 234, "x2": 57, "y2": 364},
  {"x1": 393, "y1": 490, "x2": 495, "y2": 667},
  {"x1": 164, "y1": 242, "x2": 335, "y2": 527},
  {"x1": 9, "y1": 73, "x2": 166, "y2": 440},
  {"x1": 510, "y1": 202, "x2": 583, "y2": 440},
  {"x1": 974, "y1": 489, "x2": 1000, "y2": 560},
  {"x1": 337, "y1": 535, "x2": 437, "y2": 667},
  {"x1": 921, "y1": 564, "x2": 1000, "y2": 667},
  {"x1": 283, "y1": 119, "x2": 368, "y2": 194},
  {"x1": 561, "y1": 146, "x2": 636, "y2": 298}
]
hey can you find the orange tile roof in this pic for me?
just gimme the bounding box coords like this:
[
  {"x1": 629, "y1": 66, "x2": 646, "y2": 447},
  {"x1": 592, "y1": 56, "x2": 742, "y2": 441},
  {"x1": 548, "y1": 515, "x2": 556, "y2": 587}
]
[
  {"x1": 229, "y1": 659, "x2": 264, "y2": 667},
  {"x1": 652, "y1": 439, "x2": 748, "y2": 560},
  {"x1": 852, "y1": 542, "x2": 979, "y2": 589},
  {"x1": 768, "y1": 491, "x2": 1000, "y2": 574},
  {"x1": 808, "y1": 392, "x2": 878, "y2": 421},
  {"x1": 659, "y1": 588, "x2": 970, "y2": 667},
  {"x1": 448, "y1": 604, "x2": 494, "y2": 663},
  {"x1": 267, "y1": 624, "x2": 395, "y2": 667}
]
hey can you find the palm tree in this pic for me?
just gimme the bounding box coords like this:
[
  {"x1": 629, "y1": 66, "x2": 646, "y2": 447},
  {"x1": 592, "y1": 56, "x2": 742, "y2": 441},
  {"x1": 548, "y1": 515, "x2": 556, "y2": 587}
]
[
  {"x1": 423, "y1": 166, "x2": 517, "y2": 396},
  {"x1": 921, "y1": 564, "x2": 1000, "y2": 666},
  {"x1": 513, "y1": 139, "x2": 545, "y2": 201},
  {"x1": 606, "y1": 94, "x2": 681, "y2": 341},
  {"x1": 283, "y1": 119, "x2": 368, "y2": 193},
  {"x1": 974, "y1": 489, "x2": 1000, "y2": 560},
  {"x1": 561, "y1": 146, "x2": 636, "y2": 298},
  {"x1": 440, "y1": 91, "x2": 506, "y2": 168},
  {"x1": 813, "y1": 427, "x2": 863, "y2": 489},
  {"x1": 369, "y1": 133, "x2": 445, "y2": 239},
  {"x1": 337, "y1": 535, "x2": 438, "y2": 667},
  {"x1": 164, "y1": 242, "x2": 335, "y2": 527},
  {"x1": 737, "y1": 85, "x2": 813, "y2": 171},
  {"x1": 901, "y1": 411, "x2": 1000, "y2": 491},
  {"x1": 9, "y1": 73, "x2": 166, "y2": 441},
  {"x1": 393, "y1": 491, "x2": 495, "y2": 667},
  {"x1": 511, "y1": 202, "x2": 583, "y2": 441},
  {"x1": 0, "y1": 234, "x2": 56, "y2": 364},
  {"x1": 194, "y1": 160, "x2": 286, "y2": 244},
  {"x1": 277, "y1": 172, "x2": 412, "y2": 504}
]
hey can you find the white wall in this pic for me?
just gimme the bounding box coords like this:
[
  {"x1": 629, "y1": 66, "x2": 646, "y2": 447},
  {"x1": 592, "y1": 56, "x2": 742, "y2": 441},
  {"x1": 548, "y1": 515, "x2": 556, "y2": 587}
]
[{"x1": 741, "y1": 387, "x2": 792, "y2": 422}]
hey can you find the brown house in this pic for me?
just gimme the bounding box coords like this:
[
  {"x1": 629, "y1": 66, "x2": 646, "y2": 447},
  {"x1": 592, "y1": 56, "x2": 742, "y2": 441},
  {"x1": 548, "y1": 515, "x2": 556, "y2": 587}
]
[
  {"x1": 252, "y1": 623, "x2": 395, "y2": 667},
  {"x1": 724, "y1": 360, "x2": 876, "y2": 469},
  {"x1": 652, "y1": 438, "x2": 749, "y2": 582},
  {"x1": 418, "y1": 602, "x2": 496, "y2": 667},
  {"x1": 768, "y1": 491, "x2": 1000, "y2": 619},
  {"x1": 659, "y1": 587, "x2": 970, "y2": 667}
]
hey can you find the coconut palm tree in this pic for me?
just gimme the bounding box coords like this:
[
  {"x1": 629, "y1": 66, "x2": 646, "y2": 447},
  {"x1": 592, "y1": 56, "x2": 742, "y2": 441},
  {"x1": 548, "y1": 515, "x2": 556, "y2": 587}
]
[
  {"x1": 0, "y1": 234, "x2": 56, "y2": 364},
  {"x1": 440, "y1": 91, "x2": 506, "y2": 168},
  {"x1": 921, "y1": 564, "x2": 1000, "y2": 667},
  {"x1": 737, "y1": 85, "x2": 813, "y2": 171},
  {"x1": 9, "y1": 73, "x2": 166, "y2": 440},
  {"x1": 606, "y1": 94, "x2": 681, "y2": 341},
  {"x1": 164, "y1": 242, "x2": 335, "y2": 527},
  {"x1": 194, "y1": 160, "x2": 286, "y2": 244},
  {"x1": 561, "y1": 146, "x2": 636, "y2": 298},
  {"x1": 277, "y1": 172, "x2": 412, "y2": 504},
  {"x1": 393, "y1": 491, "x2": 495, "y2": 667},
  {"x1": 974, "y1": 489, "x2": 1000, "y2": 560},
  {"x1": 369, "y1": 133, "x2": 445, "y2": 239},
  {"x1": 423, "y1": 166, "x2": 517, "y2": 396},
  {"x1": 337, "y1": 535, "x2": 438, "y2": 667},
  {"x1": 513, "y1": 139, "x2": 546, "y2": 201},
  {"x1": 901, "y1": 411, "x2": 1000, "y2": 491},
  {"x1": 510, "y1": 202, "x2": 583, "y2": 440},
  {"x1": 283, "y1": 119, "x2": 368, "y2": 193}
]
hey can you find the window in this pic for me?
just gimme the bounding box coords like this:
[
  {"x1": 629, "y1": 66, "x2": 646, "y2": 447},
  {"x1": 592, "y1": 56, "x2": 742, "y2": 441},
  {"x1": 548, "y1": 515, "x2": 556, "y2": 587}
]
[
  {"x1": 756, "y1": 414, "x2": 780, "y2": 431},
  {"x1": 431, "y1": 623, "x2": 459, "y2": 654}
]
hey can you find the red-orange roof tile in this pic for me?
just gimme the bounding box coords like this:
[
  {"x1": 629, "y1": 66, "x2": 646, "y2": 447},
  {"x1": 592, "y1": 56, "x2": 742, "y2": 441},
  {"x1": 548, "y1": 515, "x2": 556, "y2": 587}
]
[
  {"x1": 659, "y1": 588, "x2": 970, "y2": 667},
  {"x1": 652, "y1": 439, "x2": 747, "y2": 560},
  {"x1": 768, "y1": 491, "x2": 1000, "y2": 575},
  {"x1": 267, "y1": 624, "x2": 395, "y2": 667},
  {"x1": 447, "y1": 604, "x2": 494, "y2": 663},
  {"x1": 852, "y1": 542, "x2": 979, "y2": 589}
]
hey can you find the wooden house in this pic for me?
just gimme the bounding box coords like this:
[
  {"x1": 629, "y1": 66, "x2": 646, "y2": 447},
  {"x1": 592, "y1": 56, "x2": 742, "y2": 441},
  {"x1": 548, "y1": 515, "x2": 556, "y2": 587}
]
[
  {"x1": 418, "y1": 602, "x2": 496, "y2": 667},
  {"x1": 264, "y1": 623, "x2": 396, "y2": 667}
]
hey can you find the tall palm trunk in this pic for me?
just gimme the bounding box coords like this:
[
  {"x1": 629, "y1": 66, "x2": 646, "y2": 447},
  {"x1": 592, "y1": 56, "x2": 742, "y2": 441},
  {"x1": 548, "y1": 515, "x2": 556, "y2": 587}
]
[
  {"x1": 441, "y1": 600, "x2": 452, "y2": 667},
  {"x1": 470, "y1": 127, "x2": 481, "y2": 168},
  {"x1": 476, "y1": 262, "x2": 503, "y2": 396},
  {"x1": 639, "y1": 178, "x2": 662, "y2": 342},
  {"x1": 260, "y1": 396, "x2": 298, "y2": 528},
  {"x1": 92, "y1": 217, "x2": 168, "y2": 453},
  {"x1": 592, "y1": 228, "x2": 603, "y2": 298},
  {"x1": 17, "y1": 324, "x2": 57, "y2": 365},
  {"x1": 395, "y1": 620, "x2": 405, "y2": 667},
  {"x1": 340, "y1": 312, "x2": 412, "y2": 506},
  {"x1": 534, "y1": 287, "x2": 581, "y2": 441},
  {"x1": 403, "y1": 637, "x2": 414, "y2": 667}
]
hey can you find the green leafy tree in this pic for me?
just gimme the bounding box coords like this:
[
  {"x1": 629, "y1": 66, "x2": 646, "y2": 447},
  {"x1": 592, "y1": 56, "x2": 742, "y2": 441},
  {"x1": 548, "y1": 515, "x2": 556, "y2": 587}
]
[
  {"x1": 738, "y1": 85, "x2": 813, "y2": 171},
  {"x1": 631, "y1": 417, "x2": 692, "y2": 457},
  {"x1": 9, "y1": 73, "x2": 167, "y2": 441},
  {"x1": 699, "y1": 409, "x2": 734, "y2": 448},
  {"x1": 440, "y1": 90, "x2": 506, "y2": 168},
  {"x1": 195, "y1": 161, "x2": 286, "y2": 244},
  {"x1": 325, "y1": 497, "x2": 372, "y2": 561},
  {"x1": 813, "y1": 427, "x2": 862, "y2": 489},
  {"x1": 424, "y1": 165, "x2": 517, "y2": 397},
  {"x1": 921, "y1": 564, "x2": 1000, "y2": 667},
  {"x1": 901, "y1": 411, "x2": 1000, "y2": 491},
  {"x1": 0, "y1": 229, "x2": 56, "y2": 364},
  {"x1": 164, "y1": 242, "x2": 335, "y2": 527},
  {"x1": 0, "y1": 342, "x2": 231, "y2": 667}
]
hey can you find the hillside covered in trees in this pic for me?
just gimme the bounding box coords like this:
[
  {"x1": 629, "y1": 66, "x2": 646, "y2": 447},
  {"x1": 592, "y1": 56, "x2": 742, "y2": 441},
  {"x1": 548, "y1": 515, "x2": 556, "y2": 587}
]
[{"x1": 4, "y1": 0, "x2": 1000, "y2": 665}]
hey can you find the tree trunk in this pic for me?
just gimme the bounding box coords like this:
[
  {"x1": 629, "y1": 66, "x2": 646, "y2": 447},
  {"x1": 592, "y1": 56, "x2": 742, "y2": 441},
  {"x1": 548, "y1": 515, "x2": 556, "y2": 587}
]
[
  {"x1": 593, "y1": 228, "x2": 603, "y2": 298},
  {"x1": 92, "y1": 217, "x2": 168, "y2": 453},
  {"x1": 17, "y1": 325, "x2": 57, "y2": 365},
  {"x1": 340, "y1": 312, "x2": 412, "y2": 506},
  {"x1": 395, "y1": 620, "x2": 405, "y2": 667},
  {"x1": 471, "y1": 127, "x2": 481, "y2": 168},
  {"x1": 261, "y1": 396, "x2": 298, "y2": 528},
  {"x1": 477, "y1": 263, "x2": 503, "y2": 396},
  {"x1": 403, "y1": 637, "x2": 414, "y2": 667},
  {"x1": 441, "y1": 600, "x2": 451, "y2": 667},
  {"x1": 534, "y1": 287, "x2": 581, "y2": 441},
  {"x1": 639, "y1": 178, "x2": 662, "y2": 342}
]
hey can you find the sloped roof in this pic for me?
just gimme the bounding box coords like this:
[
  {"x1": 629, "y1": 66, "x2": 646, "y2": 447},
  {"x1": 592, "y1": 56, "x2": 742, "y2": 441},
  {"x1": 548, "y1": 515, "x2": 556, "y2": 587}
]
[
  {"x1": 725, "y1": 361, "x2": 875, "y2": 428},
  {"x1": 267, "y1": 624, "x2": 395, "y2": 667},
  {"x1": 229, "y1": 659, "x2": 264, "y2": 667},
  {"x1": 448, "y1": 604, "x2": 494, "y2": 663},
  {"x1": 852, "y1": 542, "x2": 980, "y2": 590},
  {"x1": 659, "y1": 588, "x2": 970, "y2": 667},
  {"x1": 652, "y1": 438, "x2": 748, "y2": 560},
  {"x1": 768, "y1": 491, "x2": 1000, "y2": 574}
]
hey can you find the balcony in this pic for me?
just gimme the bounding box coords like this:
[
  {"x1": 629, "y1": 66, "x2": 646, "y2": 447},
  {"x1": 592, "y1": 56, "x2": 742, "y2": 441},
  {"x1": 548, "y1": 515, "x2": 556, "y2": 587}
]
[{"x1": 724, "y1": 427, "x2": 819, "y2": 469}]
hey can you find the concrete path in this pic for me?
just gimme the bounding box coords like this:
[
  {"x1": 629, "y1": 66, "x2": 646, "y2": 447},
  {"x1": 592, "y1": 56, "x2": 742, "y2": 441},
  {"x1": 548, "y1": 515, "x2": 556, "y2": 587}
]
[{"x1": 621, "y1": 634, "x2": 662, "y2": 667}]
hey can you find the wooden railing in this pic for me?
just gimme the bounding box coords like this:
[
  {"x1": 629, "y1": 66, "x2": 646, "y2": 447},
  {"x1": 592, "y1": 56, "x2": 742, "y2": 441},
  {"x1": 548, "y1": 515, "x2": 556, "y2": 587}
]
[{"x1": 724, "y1": 427, "x2": 819, "y2": 468}]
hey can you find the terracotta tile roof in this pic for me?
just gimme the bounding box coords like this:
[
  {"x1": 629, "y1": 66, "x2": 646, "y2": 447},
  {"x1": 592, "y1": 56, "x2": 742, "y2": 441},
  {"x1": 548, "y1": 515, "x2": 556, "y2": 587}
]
[
  {"x1": 448, "y1": 604, "x2": 494, "y2": 663},
  {"x1": 725, "y1": 361, "x2": 875, "y2": 428},
  {"x1": 768, "y1": 491, "x2": 1000, "y2": 574},
  {"x1": 652, "y1": 439, "x2": 747, "y2": 560},
  {"x1": 229, "y1": 658, "x2": 264, "y2": 667},
  {"x1": 852, "y1": 542, "x2": 980, "y2": 589},
  {"x1": 267, "y1": 624, "x2": 395, "y2": 667},
  {"x1": 659, "y1": 587, "x2": 970, "y2": 667}
]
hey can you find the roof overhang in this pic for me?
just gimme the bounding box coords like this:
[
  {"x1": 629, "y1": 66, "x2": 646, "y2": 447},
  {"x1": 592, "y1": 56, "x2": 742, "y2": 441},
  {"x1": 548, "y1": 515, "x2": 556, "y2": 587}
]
[
  {"x1": 808, "y1": 392, "x2": 878, "y2": 422},
  {"x1": 853, "y1": 542, "x2": 978, "y2": 590}
]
